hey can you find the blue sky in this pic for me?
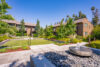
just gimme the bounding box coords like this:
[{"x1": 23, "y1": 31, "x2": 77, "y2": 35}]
[{"x1": 7, "y1": 0, "x2": 100, "y2": 27}]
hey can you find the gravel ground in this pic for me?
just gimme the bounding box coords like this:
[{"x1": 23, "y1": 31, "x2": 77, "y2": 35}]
[{"x1": 44, "y1": 49, "x2": 100, "y2": 67}]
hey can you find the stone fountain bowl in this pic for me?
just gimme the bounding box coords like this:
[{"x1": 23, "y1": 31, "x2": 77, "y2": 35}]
[{"x1": 69, "y1": 46, "x2": 92, "y2": 57}]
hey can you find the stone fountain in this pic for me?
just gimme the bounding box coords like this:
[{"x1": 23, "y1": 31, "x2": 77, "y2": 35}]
[{"x1": 69, "y1": 43, "x2": 92, "y2": 56}]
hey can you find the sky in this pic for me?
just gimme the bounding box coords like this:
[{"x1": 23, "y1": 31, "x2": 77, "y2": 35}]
[{"x1": 7, "y1": 0, "x2": 100, "y2": 27}]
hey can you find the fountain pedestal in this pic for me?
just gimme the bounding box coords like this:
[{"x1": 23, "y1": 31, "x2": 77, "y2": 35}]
[{"x1": 69, "y1": 46, "x2": 92, "y2": 56}]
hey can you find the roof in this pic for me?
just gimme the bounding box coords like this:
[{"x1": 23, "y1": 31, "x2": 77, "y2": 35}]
[
  {"x1": 74, "y1": 18, "x2": 90, "y2": 24},
  {"x1": 1, "y1": 19, "x2": 36, "y2": 27},
  {"x1": 54, "y1": 18, "x2": 91, "y2": 27}
]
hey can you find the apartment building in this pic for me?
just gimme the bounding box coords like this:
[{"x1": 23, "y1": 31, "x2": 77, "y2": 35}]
[
  {"x1": 53, "y1": 18, "x2": 94, "y2": 37},
  {"x1": 1, "y1": 19, "x2": 36, "y2": 36}
]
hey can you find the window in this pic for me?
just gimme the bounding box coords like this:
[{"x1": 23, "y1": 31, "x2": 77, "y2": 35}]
[
  {"x1": 85, "y1": 32, "x2": 88, "y2": 35},
  {"x1": 84, "y1": 23, "x2": 88, "y2": 27}
]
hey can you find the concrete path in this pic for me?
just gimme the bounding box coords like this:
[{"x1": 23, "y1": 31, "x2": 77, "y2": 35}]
[{"x1": 0, "y1": 42, "x2": 87, "y2": 67}]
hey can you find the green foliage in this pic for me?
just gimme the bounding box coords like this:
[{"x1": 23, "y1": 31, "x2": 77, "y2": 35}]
[
  {"x1": 36, "y1": 19, "x2": 40, "y2": 37},
  {"x1": 92, "y1": 25, "x2": 100, "y2": 39},
  {"x1": 58, "y1": 38, "x2": 70, "y2": 42},
  {"x1": 0, "y1": 48, "x2": 6, "y2": 53},
  {"x1": 70, "y1": 38, "x2": 82, "y2": 43},
  {"x1": 56, "y1": 18, "x2": 66, "y2": 38},
  {"x1": 45, "y1": 25, "x2": 54, "y2": 39},
  {"x1": 0, "y1": 35, "x2": 10, "y2": 42},
  {"x1": 91, "y1": 6, "x2": 99, "y2": 26},
  {"x1": 22, "y1": 46, "x2": 29, "y2": 50},
  {"x1": 0, "y1": 21, "x2": 17, "y2": 35},
  {"x1": 19, "y1": 19, "x2": 25, "y2": 36},
  {"x1": 65, "y1": 18, "x2": 76, "y2": 36},
  {"x1": 40, "y1": 27, "x2": 44, "y2": 36},
  {"x1": 0, "y1": 14, "x2": 14, "y2": 20},
  {"x1": 89, "y1": 40, "x2": 100, "y2": 49},
  {"x1": 73, "y1": 11, "x2": 87, "y2": 20},
  {"x1": 0, "y1": 0, "x2": 11, "y2": 15},
  {"x1": 16, "y1": 33, "x2": 22, "y2": 36},
  {"x1": 33, "y1": 33, "x2": 38, "y2": 37}
]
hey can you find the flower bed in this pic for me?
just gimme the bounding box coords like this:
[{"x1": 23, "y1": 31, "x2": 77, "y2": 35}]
[{"x1": 0, "y1": 46, "x2": 30, "y2": 53}]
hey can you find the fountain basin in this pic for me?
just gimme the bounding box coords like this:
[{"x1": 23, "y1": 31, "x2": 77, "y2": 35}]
[{"x1": 69, "y1": 46, "x2": 92, "y2": 56}]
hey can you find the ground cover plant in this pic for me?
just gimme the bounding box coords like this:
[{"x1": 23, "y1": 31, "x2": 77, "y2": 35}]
[{"x1": 86, "y1": 40, "x2": 100, "y2": 49}]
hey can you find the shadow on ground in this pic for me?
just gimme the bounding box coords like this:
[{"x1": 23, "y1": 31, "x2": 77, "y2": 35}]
[{"x1": 9, "y1": 59, "x2": 31, "y2": 67}]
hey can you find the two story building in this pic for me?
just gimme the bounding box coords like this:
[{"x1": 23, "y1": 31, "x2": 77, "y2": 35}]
[
  {"x1": 1, "y1": 19, "x2": 36, "y2": 36},
  {"x1": 53, "y1": 18, "x2": 94, "y2": 37}
]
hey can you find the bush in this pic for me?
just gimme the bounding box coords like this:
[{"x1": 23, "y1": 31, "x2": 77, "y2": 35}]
[
  {"x1": 0, "y1": 35, "x2": 10, "y2": 42},
  {"x1": 90, "y1": 40, "x2": 100, "y2": 49},
  {"x1": 33, "y1": 34, "x2": 38, "y2": 37},
  {"x1": 92, "y1": 25, "x2": 100, "y2": 40},
  {"x1": 76, "y1": 35, "x2": 83, "y2": 39},
  {"x1": 16, "y1": 33, "x2": 22, "y2": 36},
  {"x1": 58, "y1": 38, "x2": 70, "y2": 42},
  {"x1": 22, "y1": 46, "x2": 29, "y2": 50},
  {"x1": 71, "y1": 38, "x2": 82, "y2": 43}
]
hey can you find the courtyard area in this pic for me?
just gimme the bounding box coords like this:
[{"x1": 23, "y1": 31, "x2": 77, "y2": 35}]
[{"x1": 0, "y1": 42, "x2": 100, "y2": 67}]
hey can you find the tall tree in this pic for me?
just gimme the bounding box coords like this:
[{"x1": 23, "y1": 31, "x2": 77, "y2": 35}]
[
  {"x1": 0, "y1": 0, "x2": 14, "y2": 20},
  {"x1": 65, "y1": 18, "x2": 76, "y2": 36},
  {"x1": 56, "y1": 18, "x2": 66, "y2": 38},
  {"x1": 0, "y1": 0, "x2": 11, "y2": 15},
  {"x1": 36, "y1": 19, "x2": 40, "y2": 37},
  {"x1": 40, "y1": 27, "x2": 44, "y2": 36},
  {"x1": 91, "y1": 6, "x2": 99, "y2": 26},
  {"x1": 73, "y1": 11, "x2": 86, "y2": 20},
  {"x1": 20, "y1": 19, "x2": 25, "y2": 36},
  {"x1": 44, "y1": 25, "x2": 54, "y2": 39}
]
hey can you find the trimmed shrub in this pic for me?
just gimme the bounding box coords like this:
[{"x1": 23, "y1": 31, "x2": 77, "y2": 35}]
[
  {"x1": 33, "y1": 34, "x2": 38, "y2": 37},
  {"x1": 16, "y1": 33, "x2": 22, "y2": 36},
  {"x1": 58, "y1": 38, "x2": 70, "y2": 42},
  {"x1": 22, "y1": 46, "x2": 29, "y2": 50},
  {"x1": 90, "y1": 40, "x2": 100, "y2": 49},
  {"x1": 71, "y1": 38, "x2": 82, "y2": 43}
]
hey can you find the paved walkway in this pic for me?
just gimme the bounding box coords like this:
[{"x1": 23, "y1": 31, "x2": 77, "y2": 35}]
[{"x1": 0, "y1": 42, "x2": 87, "y2": 67}]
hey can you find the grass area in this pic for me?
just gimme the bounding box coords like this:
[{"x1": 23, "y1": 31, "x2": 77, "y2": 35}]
[
  {"x1": 0, "y1": 39, "x2": 54, "y2": 53},
  {"x1": 2, "y1": 39, "x2": 54, "y2": 47}
]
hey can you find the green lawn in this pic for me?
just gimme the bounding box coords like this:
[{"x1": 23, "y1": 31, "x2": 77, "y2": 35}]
[
  {"x1": 0, "y1": 39, "x2": 54, "y2": 53},
  {"x1": 2, "y1": 39, "x2": 54, "y2": 47}
]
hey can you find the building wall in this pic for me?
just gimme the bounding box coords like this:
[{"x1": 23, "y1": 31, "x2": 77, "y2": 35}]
[
  {"x1": 76, "y1": 23, "x2": 83, "y2": 36},
  {"x1": 83, "y1": 22, "x2": 94, "y2": 37},
  {"x1": 8, "y1": 23, "x2": 35, "y2": 36}
]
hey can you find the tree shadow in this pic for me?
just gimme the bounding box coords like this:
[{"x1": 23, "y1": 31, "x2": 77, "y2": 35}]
[
  {"x1": 44, "y1": 52, "x2": 73, "y2": 67},
  {"x1": 9, "y1": 59, "x2": 31, "y2": 67},
  {"x1": 0, "y1": 46, "x2": 7, "y2": 49}
]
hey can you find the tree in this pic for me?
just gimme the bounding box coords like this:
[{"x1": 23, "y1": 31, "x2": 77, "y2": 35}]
[
  {"x1": 44, "y1": 25, "x2": 54, "y2": 39},
  {"x1": 73, "y1": 11, "x2": 86, "y2": 20},
  {"x1": 0, "y1": 21, "x2": 17, "y2": 35},
  {"x1": 20, "y1": 19, "x2": 25, "y2": 36},
  {"x1": 92, "y1": 25, "x2": 100, "y2": 39},
  {"x1": 0, "y1": 0, "x2": 11, "y2": 15},
  {"x1": 0, "y1": 0, "x2": 14, "y2": 20},
  {"x1": 36, "y1": 19, "x2": 40, "y2": 37},
  {"x1": 56, "y1": 18, "x2": 66, "y2": 38},
  {"x1": 91, "y1": 6, "x2": 99, "y2": 26},
  {"x1": 40, "y1": 27, "x2": 44, "y2": 36},
  {"x1": 0, "y1": 14, "x2": 14, "y2": 20}
]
